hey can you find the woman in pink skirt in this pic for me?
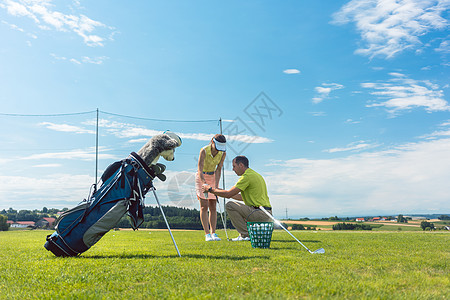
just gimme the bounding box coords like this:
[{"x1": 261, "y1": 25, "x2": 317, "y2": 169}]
[{"x1": 195, "y1": 134, "x2": 226, "y2": 241}]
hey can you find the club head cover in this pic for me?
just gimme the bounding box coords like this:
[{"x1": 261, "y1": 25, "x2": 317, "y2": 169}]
[
  {"x1": 156, "y1": 163, "x2": 166, "y2": 174},
  {"x1": 157, "y1": 174, "x2": 166, "y2": 181}
]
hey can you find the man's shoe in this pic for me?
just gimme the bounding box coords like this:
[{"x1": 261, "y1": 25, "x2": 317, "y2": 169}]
[
  {"x1": 211, "y1": 233, "x2": 221, "y2": 241},
  {"x1": 205, "y1": 234, "x2": 213, "y2": 241},
  {"x1": 231, "y1": 235, "x2": 250, "y2": 241}
]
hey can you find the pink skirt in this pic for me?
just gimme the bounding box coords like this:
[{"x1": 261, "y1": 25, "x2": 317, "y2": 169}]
[{"x1": 195, "y1": 172, "x2": 217, "y2": 200}]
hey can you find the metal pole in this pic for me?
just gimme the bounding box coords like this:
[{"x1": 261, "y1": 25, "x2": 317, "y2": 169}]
[
  {"x1": 95, "y1": 108, "x2": 99, "y2": 191},
  {"x1": 152, "y1": 188, "x2": 181, "y2": 257},
  {"x1": 219, "y1": 118, "x2": 227, "y2": 237}
]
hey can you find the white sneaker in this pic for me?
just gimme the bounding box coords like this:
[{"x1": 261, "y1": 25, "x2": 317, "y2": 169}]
[
  {"x1": 231, "y1": 235, "x2": 251, "y2": 241},
  {"x1": 211, "y1": 233, "x2": 221, "y2": 241},
  {"x1": 205, "y1": 234, "x2": 213, "y2": 241}
]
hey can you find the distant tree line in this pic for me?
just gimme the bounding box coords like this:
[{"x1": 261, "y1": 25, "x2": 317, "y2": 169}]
[
  {"x1": 420, "y1": 221, "x2": 435, "y2": 231},
  {"x1": 332, "y1": 222, "x2": 374, "y2": 231},
  {"x1": 0, "y1": 206, "x2": 232, "y2": 230},
  {"x1": 1, "y1": 205, "x2": 233, "y2": 230},
  {"x1": 0, "y1": 215, "x2": 9, "y2": 231},
  {"x1": 291, "y1": 224, "x2": 317, "y2": 230},
  {"x1": 0, "y1": 207, "x2": 66, "y2": 223},
  {"x1": 322, "y1": 216, "x2": 350, "y2": 221},
  {"x1": 116, "y1": 205, "x2": 234, "y2": 230},
  {"x1": 397, "y1": 214, "x2": 408, "y2": 223}
]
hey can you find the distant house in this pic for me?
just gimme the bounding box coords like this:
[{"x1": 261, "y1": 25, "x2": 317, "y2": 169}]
[
  {"x1": 372, "y1": 217, "x2": 380, "y2": 222},
  {"x1": 35, "y1": 217, "x2": 56, "y2": 229},
  {"x1": 356, "y1": 218, "x2": 365, "y2": 222},
  {"x1": 10, "y1": 221, "x2": 35, "y2": 228}
]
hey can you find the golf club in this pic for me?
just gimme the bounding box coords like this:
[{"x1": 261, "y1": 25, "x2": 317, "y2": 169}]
[
  {"x1": 259, "y1": 206, "x2": 325, "y2": 254},
  {"x1": 216, "y1": 195, "x2": 229, "y2": 241}
]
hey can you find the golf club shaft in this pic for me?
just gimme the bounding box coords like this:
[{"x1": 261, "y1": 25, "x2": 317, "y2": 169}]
[
  {"x1": 216, "y1": 195, "x2": 229, "y2": 240},
  {"x1": 259, "y1": 206, "x2": 313, "y2": 253},
  {"x1": 152, "y1": 188, "x2": 181, "y2": 257}
]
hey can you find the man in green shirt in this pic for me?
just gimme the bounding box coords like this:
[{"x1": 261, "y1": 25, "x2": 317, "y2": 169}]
[{"x1": 203, "y1": 156, "x2": 272, "y2": 241}]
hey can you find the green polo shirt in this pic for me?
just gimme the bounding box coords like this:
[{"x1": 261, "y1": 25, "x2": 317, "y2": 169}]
[{"x1": 235, "y1": 168, "x2": 271, "y2": 208}]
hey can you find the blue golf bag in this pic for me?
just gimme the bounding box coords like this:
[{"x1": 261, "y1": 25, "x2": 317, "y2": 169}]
[{"x1": 44, "y1": 152, "x2": 166, "y2": 257}]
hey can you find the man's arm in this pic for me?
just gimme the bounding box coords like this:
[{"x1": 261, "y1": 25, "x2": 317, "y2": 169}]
[
  {"x1": 203, "y1": 185, "x2": 242, "y2": 201},
  {"x1": 214, "y1": 152, "x2": 226, "y2": 188}
]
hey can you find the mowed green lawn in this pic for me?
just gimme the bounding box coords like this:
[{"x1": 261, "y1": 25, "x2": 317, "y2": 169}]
[{"x1": 0, "y1": 229, "x2": 448, "y2": 299}]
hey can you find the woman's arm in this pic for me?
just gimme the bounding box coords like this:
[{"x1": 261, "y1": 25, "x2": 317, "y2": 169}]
[{"x1": 197, "y1": 149, "x2": 206, "y2": 184}]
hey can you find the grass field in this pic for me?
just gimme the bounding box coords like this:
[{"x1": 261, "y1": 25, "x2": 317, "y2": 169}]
[{"x1": 0, "y1": 229, "x2": 448, "y2": 299}]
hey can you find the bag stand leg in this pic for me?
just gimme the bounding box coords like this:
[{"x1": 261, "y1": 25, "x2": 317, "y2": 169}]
[{"x1": 151, "y1": 187, "x2": 181, "y2": 257}]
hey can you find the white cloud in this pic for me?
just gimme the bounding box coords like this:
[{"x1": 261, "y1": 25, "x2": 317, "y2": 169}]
[
  {"x1": 283, "y1": 69, "x2": 301, "y2": 74},
  {"x1": 50, "y1": 53, "x2": 66, "y2": 60},
  {"x1": 265, "y1": 137, "x2": 450, "y2": 217},
  {"x1": 435, "y1": 39, "x2": 450, "y2": 53},
  {"x1": 70, "y1": 58, "x2": 81, "y2": 64},
  {"x1": 1, "y1": 20, "x2": 24, "y2": 31},
  {"x1": 20, "y1": 148, "x2": 118, "y2": 161},
  {"x1": 312, "y1": 83, "x2": 344, "y2": 104},
  {"x1": 82, "y1": 56, "x2": 108, "y2": 64},
  {"x1": 323, "y1": 141, "x2": 378, "y2": 153},
  {"x1": 345, "y1": 118, "x2": 361, "y2": 124},
  {"x1": 0, "y1": 173, "x2": 94, "y2": 210},
  {"x1": 221, "y1": 119, "x2": 236, "y2": 123},
  {"x1": 309, "y1": 111, "x2": 327, "y2": 117},
  {"x1": 363, "y1": 73, "x2": 449, "y2": 114},
  {"x1": 31, "y1": 163, "x2": 62, "y2": 168},
  {"x1": 440, "y1": 119, "x2": 450, "y2": 126},
  {"x1": 421, "y1": 119, "x2": 450, "y2": 139},
  {"x1": 0, "y1": 0, "x2": 114, "y2": 47},
  {"x1": 331, "y1": 0, "x2": 450, "y2": 59},
  {"x1": 39, "y1": 121, "x2": 95, "y2": 134},
  {"x1": 83, "y1": 119, "x2": 273, "y2": 144},
  {"x1": 51, "y1": 54, "x2": 108, "y2": 65}
]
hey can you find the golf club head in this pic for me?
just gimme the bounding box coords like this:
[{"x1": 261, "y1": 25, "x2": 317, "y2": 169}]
[{"x1": 312, "y1": 248, "x2": 325, "y2": 254}]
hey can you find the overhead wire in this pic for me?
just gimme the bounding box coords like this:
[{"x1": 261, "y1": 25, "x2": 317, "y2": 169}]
[
  {"x1": 0, "y1": 110, "x2": 219, "y2": 123},
  {"x1": 99, "y1": 110, "x2": 218, "y2": 123},
  {"x1": 0, "y1": 110, "x2": 97, "y2": 117}
]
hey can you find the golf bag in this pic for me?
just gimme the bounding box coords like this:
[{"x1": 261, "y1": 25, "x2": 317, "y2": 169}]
[{"x1": 44, "y1": 152, "x2": 166, "y2": 257}]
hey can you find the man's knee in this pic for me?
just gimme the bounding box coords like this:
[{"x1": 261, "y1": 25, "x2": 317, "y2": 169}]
[{"x1": 225, "y1": 201, "x2": 236, "y2": 212}]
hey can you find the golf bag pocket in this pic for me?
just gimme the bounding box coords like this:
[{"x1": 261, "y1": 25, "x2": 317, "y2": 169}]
[{"x1": 83, "y1": 200, "x2": 128, "y2": 247}]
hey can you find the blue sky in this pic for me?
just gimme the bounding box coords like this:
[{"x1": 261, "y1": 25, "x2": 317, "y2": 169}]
[{"x1": 0, "y1": 0, "x2": 449, "y2": 218}]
